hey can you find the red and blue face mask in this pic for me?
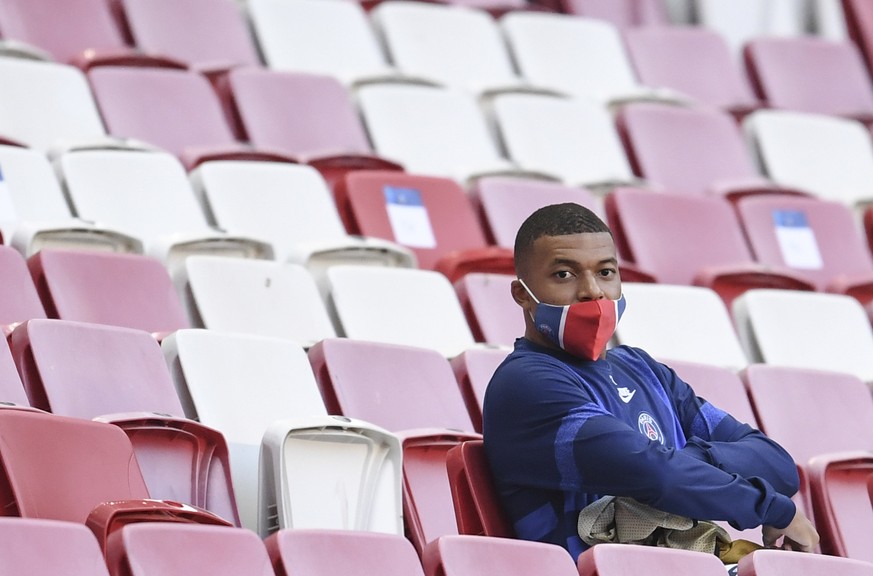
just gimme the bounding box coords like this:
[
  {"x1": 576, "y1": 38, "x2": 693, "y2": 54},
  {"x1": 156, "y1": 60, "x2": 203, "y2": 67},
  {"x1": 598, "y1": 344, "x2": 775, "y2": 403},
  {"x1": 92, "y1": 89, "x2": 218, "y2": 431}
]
[{"x1": 519, "y1": 279, "x2": 627, "y2": 361}]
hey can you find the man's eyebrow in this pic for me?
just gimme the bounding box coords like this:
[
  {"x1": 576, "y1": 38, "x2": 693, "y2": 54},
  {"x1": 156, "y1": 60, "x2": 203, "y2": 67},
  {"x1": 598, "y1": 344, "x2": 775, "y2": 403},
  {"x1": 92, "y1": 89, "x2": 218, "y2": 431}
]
[{"x1": 549, "y1": 257, "x2": 618, "y2": 267}]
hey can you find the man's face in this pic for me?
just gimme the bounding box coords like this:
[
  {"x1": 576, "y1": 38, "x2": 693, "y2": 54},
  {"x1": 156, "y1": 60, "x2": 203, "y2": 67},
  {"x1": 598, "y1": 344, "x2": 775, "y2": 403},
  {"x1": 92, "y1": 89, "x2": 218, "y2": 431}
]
[{"x1": 512, "y1": 232, "x2": 621, "y2": 347}]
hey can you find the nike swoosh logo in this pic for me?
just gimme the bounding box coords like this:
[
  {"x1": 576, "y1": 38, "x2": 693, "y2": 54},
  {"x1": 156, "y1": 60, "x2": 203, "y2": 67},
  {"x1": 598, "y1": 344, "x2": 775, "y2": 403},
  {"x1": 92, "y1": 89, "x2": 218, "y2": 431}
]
[{"x1": 618, "y1": 388, "x2": 636, "y2": 403}]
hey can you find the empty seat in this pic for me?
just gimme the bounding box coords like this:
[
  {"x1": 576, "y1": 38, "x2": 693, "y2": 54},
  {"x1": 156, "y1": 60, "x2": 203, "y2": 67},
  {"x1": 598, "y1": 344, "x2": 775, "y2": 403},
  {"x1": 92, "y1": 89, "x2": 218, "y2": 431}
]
[
  {"x1": 808, "y1": 454, "x2": 873, "y2": 561},
  {"x1": 744, "y1": 109, "x2": 873, "y2": 207},
  {"x1": 0, "y1": 518, "x2": 110, "y2": 576},
  {"x1": 577, "y1": 543, "x2": 729, "y2": 576},
  {"x1": 454, "y1": 272, "x2": 523, "y2": 347},
  {"x1": 843, "y1": 0, "x2": 873, "y2": 76},
  {"x1": 606, "y1": 188, "x2": 814, "y2": 307},
  {"x1": 118, "y1": 0, "x2": 261, "y2": 71},
  {"x1": 450, "y1": 347, "x2": 510, "y2": 434},
  {"x1": 28, "y1": 249, "x2": 190, "y2": 335},
  {"x1": 559, "y1": 0, "x2": 669, "y2": 27},
  {"x1": 423, "y1": 535, "x2": 578, "y2": 576},
  {"x1": 0, "y1": 335, "x2": 28, "y2": 407},
  {"x1": 624, "y1": 26, "x2": 761, "y2": 119},
  {"x1": 490, "y1": 93, "x2": 641, "y2": 191},
  {"x1": 445, "y1": 440, "x2": 514, "y2": 537},
  {"x1": 106, "y1": 523, "x2": 274, "y2": 576},
  {"x1": 56, "y1": 147, "x2": 272, "y2": 270},
  {"x1": 327, "y1": 265, "x2": 477, "y2": 357},
  {"x1": 357, "y1": 83, "x2": 523, "y2": 184},
  {"x1": 9, "y1": 319, "x2": 241, "y2": 526},
  {"x1": 738, "y1": 549, "x2": 873, "y2": 576},
  {"x1": 182, "y1": 257, "x2": 336, "y2": 346},
  {"x1": 0, "y1": 245, "x2": 47, "y2": 327},
  {"x1": 744, "y1": 37, "x2": 873, "y2": 125},
  {"x1": 162, "y1": 329, "x2": 328, "y2": 531},
  {"x1": 733, "y1": 289, "x2": 873, "y2": 382},
  {"x1": 338, "y1": 170, "x2": 513, "y2": 281},
  {"x1": 259, "y1": 415, "x2": 404, "y2": 536},
  {"x1": 265, "y1": 529, "x2": 425, "y2": 576},
  {"x1": 693, "y1": 0, "x2": 807, "y2": 61},
  {"x1": 615, "y1": 283, "x2": 749, "y2": 370}
]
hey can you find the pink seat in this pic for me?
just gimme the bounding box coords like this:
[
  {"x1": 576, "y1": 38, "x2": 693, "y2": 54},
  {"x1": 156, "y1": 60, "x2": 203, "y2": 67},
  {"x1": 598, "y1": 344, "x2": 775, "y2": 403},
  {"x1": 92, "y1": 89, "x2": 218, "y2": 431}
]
[
  {"x1": 0, "y1": 518, "x2": 110, "y2": 576},
  {"x1": 265, "y1": 529, "x2": 424, "y2": 576},
  {"x1": 624, "y1": 27, "x2": 760, "y2": 120},
  {"x1": 616, "y1": 103, "x2": 806, "y2": 199},
  {"x1": 423, "y1": 535, "x2": 578, "y2": 576},
  {"x1": 106, "y1": 523, "x2": 273, "y2": 576},
  {"x1": 0, "y1": 336, "x2": 28, "y2": 407},
  {"x1": 454, "y1": 272, "x2": 522, "y2": 346},
  {"x1": 743, "y1": 364, "x2": 873, "y2": 560},
  {"x1": 9, "y1": 319, "x2": 240, "y2": 526},
  {"x1": 445, "y1": 440, "x2": 514, "y2": 538},
  {"x1": 557, "y1": 0, "x2": 668, "y2": 27},
  {"x1": 744, "y1": 37, "x2": 873, "y2": 126},
  {"x1": 739, "y1": 549, "x2": 873, "y2": 576},
  {"x1": 450, "y1": 347, "x2": 510, "y2": 434},
  {"x1": 736, "y1": 195, "x2": 873, "y2": 310},
  {"x1": 222, "y1": 68, "x2": 403, "y2": 191},
  {"x1": 339, "y1": 171, "x2": 513, "y2": 282},
  {"x1": 28, "y1": 249, "x2": 189, "y2": 335},
  {"x1": 843, "y1": 0, "x2": 873, "y2": 77},
  {"x1": 606, "y1": 188, "x2": 814, "y2": 307},
  {"x1": 0, "y1": 245, "x2": 46, "y2": 327},
  {"x1": 577, "y1": 543, "x2": 728, "y2": 576}
]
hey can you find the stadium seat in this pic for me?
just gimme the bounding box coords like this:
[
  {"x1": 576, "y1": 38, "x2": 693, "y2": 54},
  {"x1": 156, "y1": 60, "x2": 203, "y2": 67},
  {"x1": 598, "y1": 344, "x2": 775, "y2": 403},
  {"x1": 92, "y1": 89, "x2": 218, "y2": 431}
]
[
  {"x1": 744, "y1": 109, "x2": 873, "y2": 207},
  {"x1": 9, "y1": 319, "x2": 241, "y2": 526},
  {"x1": 265, "y1": 529, "x2": 425, "y2": 576},
  {"x1": 181, "y1": 256, "x2": 336, "y2": 346},
  {"x1": 733, "y1": 289, "x2": 873, "y2": 382},
  {"x1": 0, "y1": 518, "x2": 110, "y2": 576},
  {"x1": 606, "y1": 188, "x2": 815, "y2": 307},
  {"x1": 162, "y1": 329, "x2": 327, "y2": 531},
  {"x1": 744, "y1": 37, "x2": 873, "y2": 126},
  {"x1": 0, "y1": 245, "x2": 47, "y2": 328},
  {"x1": 615, "y1": 283, "x2": 749, "y2": 370},
  {"x1": 338, "y1": 170, "x2": 513, "y2": 281},
  {"x1": 0, "y1": 335, "x2": 28, "y2": 407},
  {"x1": 56, "y1": 146, "x2": 273, "y2": 271},
  {"x1": 577, "y1": 543, "x2": 728, "y2": 576},
  {"x1": 220, "y1": 68, "x2": 404, "y2": 189},
  {"x1": 105, "y1": 523, "x2": 274, "y2": 576},
  {"x1": 808, "y1": 453, "x2": 873, "y2": 561},
  {"x1": 454, "y1": 272, "x2": 522, "y2": 347},
  {"x1": 326, "y1": 265, "x2": 477, "y2": 358},
  {"x1": 624, "y1": 26, "x2": 761, "y2": 120},
  {"x1": 559, "y1": 0, "x2": 669, "y2": 27},
  {"x1": 189, "y1": 161, "x2": 415, "y2": 278},
  {"x1": 738, "y1": 549, "x2": 873, "y2": 576},
  {"x1": 449, "y1": 347, "x2": 510, "y2": 434},
  {"x1": 616, "y1": 103, "x2": 803, "y2": 199},
  {"x1": 843, "y1": 0, "x2": 873, "y2": 75},
  {"x1": 357, "y1": 83, "x2": 524, "y2": 185},
  {"x1": 490, "y1": 93, "x2": 642, "y2": 191},
  {"x1": 693, "y1": 0, "x2": 807, "y2": 61},
  {"x1": 423, "y1": 535, "x2": 578, "y2": 576},
  {"x1": 499, "y1": 12, "x2": 685, "y2": 105},
  {"x1": 28, "y1": 249, "x2": 190, "y2": 335},
  {"x1": 259, "y1": 415, "x2": 404, "y2": 537},
  {"x1": 445, "y1": 440, "x2": 514, "y2": 537}
]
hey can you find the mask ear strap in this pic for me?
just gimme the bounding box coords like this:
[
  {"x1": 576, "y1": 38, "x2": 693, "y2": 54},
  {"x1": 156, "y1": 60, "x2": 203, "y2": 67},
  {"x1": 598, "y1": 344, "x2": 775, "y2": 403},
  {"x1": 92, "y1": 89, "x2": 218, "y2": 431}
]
[{"x1": 517, "y1": 278, "x2": 541, "y2": 304}]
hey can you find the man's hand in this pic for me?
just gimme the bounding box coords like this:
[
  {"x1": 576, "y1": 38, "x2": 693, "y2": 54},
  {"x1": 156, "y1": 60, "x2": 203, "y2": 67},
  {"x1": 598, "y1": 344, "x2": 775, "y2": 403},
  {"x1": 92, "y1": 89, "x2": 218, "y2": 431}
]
[{"x1": 762, "y1": 509, "x2": 819, "y2": 552}]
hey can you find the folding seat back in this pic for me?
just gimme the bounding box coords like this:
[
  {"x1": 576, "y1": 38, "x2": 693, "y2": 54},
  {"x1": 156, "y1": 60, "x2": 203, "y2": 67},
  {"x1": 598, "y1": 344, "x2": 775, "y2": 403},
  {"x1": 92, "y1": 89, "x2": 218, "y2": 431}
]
[
  {"x1": 744, "y1": 37, "x2": 873, "y2": 122},
  {"x1": 615, "y1": 283, "x2": 749, "y2": 370},
  {"x1": 0, "y1": 335, "x2": 28, "y2": 407},
  {"x1": 357, "y1": 84, "x2": 518, "y2": 184},
  {"x1": 9, "y1": 319, "x2": 241, "y2": 526},
  {"x1": 559, "y1": 0, "x2": 669, "y2": 27},
  {"x1": 744, "y1": 109, "x2": 873, "y2": 206},
  {"x1": 0, "y1": 518, "x2": 110, "y2": 576},
  {"x1": 423, "y1": 535, "x2": 578, "y2": 576},
  {"x1": 163, "y1": 329, "x2": 327, "y2": 531},
  {"x1": 28, "y1": 249, "x2": 190, "y2": 335},
  {"x1": 693, "y1": 0, "x2": 807, "y2": 61},
  {"x1": 733, "y1": 289, "x2": 873, "y2": 382},
  {"x1": 0, "y1": 58, "x2": 107, "y2": 151},
  {"x1": 577, "y1": 542, "x2": 729, "y2": 576},
  {"x1": 338, "y1": 170, "x2": 512, "y2": 279},
  {"x1": 106, "y1": 523, "x2": 274, "y2": 576},
  {"x1": 119, "y1": 0, "x2": 261, "y2": 70},
  {"x1": 445, "y1": 440, "x2": 514, "y2": 537},
  {"x1": 454, "y1": 272, "x2": 522, "y2": 347},
  {"x1": 739, "y1": 549, "x2": 873, "y2": 576},
  {"x1": 624, "y1": 27, "x2": 760, "y2": 117},
  {"x1": 843, "y1": 0, "x2": 873, "y2": 75},
  {"x1": 327, "y1": 265, "x2": 476, "y2": 358},
  {"x1": 259, "y1": 416, "x2": 404, "y2": 536},
  {"x1": 0, "y1": 244, "x2": 47, "y2": 327},
  {"x1": 450, "y1": 347, "x2": 510, "y2": 434},
  {"x1": 182, "y1": 256, "x2": 337, "y2": 346},
  {"x1": 265, "y1": 529, "x2": 425, "y2": 576},
  {"x1": 491, "y1": 93, "x2": 639, "y2": 190}
]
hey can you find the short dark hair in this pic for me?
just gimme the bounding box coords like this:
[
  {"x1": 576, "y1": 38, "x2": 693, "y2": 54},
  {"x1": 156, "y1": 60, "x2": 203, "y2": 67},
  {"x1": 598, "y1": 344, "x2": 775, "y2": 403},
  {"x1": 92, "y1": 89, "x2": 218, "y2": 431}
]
[{"x1": 514, "y1": 203, "x2": 611, "y2": 274}]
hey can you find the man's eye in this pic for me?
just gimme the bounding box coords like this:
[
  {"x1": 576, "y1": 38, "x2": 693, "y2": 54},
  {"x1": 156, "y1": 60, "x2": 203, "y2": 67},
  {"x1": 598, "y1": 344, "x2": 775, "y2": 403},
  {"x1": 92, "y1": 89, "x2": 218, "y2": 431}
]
[
  {"x1": 555, "y1": 270, "x2": 573, "y2": 279},
  {"x1": 599, "y1": 269, "x2": 616, "y2": 277}
]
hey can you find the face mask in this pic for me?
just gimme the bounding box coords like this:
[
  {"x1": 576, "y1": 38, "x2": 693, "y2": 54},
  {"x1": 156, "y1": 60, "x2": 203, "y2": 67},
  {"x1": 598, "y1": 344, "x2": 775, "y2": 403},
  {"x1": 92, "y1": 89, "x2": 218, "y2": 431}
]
[{"x1": 518, "y1": 279, "x2": 626, "y2": 360}]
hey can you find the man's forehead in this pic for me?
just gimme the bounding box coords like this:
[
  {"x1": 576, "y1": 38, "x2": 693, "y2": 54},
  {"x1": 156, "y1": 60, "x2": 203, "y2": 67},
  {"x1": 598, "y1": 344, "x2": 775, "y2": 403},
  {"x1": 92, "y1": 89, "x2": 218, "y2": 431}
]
[{"x1": 531, "y1": 232, "x2": 616, "y2": 259}]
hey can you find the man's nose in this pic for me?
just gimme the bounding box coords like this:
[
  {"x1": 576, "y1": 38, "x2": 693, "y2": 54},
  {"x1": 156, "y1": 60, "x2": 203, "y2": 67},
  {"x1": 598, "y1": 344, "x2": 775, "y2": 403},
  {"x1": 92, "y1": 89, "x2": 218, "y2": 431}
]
[{"x1": 576, "y1": 274, "x2": 605, "y2": 301}]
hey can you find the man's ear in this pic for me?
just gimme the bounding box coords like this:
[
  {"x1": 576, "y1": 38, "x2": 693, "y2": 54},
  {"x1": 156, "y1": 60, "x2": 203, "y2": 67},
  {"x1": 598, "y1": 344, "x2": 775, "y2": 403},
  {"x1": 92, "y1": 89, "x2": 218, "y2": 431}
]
[{"x1": 510, "y1": 279, "x2": 530, "y2": 307}]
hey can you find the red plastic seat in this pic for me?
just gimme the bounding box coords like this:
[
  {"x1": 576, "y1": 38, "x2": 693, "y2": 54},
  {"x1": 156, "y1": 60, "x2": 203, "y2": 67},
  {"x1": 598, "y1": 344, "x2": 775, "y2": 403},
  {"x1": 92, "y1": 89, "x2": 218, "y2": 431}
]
[
  {"x1": 738, "y1": 549, "x2": 873, "y2": 576},
  {"x1": 557, "y1": 0, "x2": 667, "y2": 26},
  {"x1": 445, "y1": 440, "x2": 514, "y2": 538},
  {"x1": 423, "y1": 535, "x2": 578, "y2": 576},
  {"x1": 843, "y1": 0, "x2": 873, "y2": 77},
  {"x1": 0, "y1": 518, "x2": 111, "y2": 576},
  {"x1": 450, "y1": 347, "x2": 510, "y2": 434},
  {"x1": 453, "y1": 272, "x2": 522, "y2": 346},
  {"x1": 0, "y1": 245, "x2": 47, "y2": 328},
  {"x1": 578, "y1": 543, "x2": 728, "y2": 576}
]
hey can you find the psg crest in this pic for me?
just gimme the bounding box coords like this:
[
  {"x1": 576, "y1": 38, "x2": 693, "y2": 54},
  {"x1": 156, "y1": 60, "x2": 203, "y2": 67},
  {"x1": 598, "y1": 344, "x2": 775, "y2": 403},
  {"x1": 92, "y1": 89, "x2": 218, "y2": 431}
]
[{"x1": 637, "y1": 412, "x2": 664, "y2": 445}]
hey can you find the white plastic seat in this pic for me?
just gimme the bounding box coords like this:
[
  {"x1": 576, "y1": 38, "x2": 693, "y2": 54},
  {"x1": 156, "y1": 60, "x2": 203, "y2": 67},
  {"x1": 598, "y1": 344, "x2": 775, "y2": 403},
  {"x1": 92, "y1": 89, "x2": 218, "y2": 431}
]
[
  {"x1": 491, "y1": 93, "x2": 641, "y2": 192},
  {"x1": 357, "y1": 84, "x2": 532, "y2": 185},
  {"x1": 259, "y1": 415, "x2": 403, "y2": 537},
  {"x1": 745, "y1": 109, "x2": 873, "y2": 208},
  {"x1": 733, "y1": 289, "x2": 873, "y2": 382},
  {"x1": 162, "y1": 329, "x2": 328, "y2": 531},
  {"x1": 615, "y1": 283, "x2": 749, "y2": 370},
  {"x1": 189, "y1": 160, "x2": 415, "y2": 293},
  {"x1": 694, "y1": 0, "x2": 807, "y2": 61},
  {"x1": 56, "y1": 147, "x2": 273, "y2": 275},
  {"x1": 499, "y1": 12, "x2": 686, "y2": 106},
  {"x1": 182, "y1": 256, "x2": 337, "y2": 346},
  {"x1": 0, "y1": 144, "x2": 141, "y2": 255},
  {"x1": 327, "y1": 265, "x2": 476, "y2": 358}
]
